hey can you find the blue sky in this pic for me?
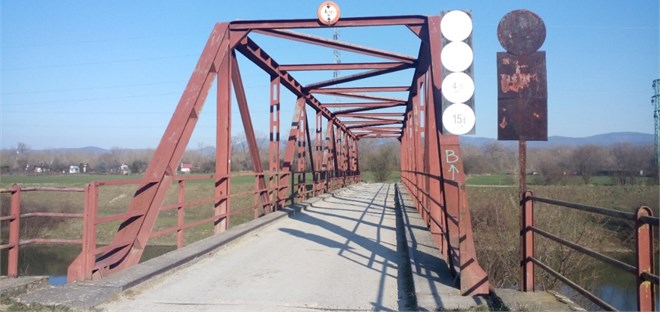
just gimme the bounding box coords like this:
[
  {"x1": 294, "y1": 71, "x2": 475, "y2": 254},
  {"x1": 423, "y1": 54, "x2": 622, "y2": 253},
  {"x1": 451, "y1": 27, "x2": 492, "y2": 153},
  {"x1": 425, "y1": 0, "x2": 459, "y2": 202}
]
[{"x1": 1, "y1": 0, "x2": 658, "y2": 149}]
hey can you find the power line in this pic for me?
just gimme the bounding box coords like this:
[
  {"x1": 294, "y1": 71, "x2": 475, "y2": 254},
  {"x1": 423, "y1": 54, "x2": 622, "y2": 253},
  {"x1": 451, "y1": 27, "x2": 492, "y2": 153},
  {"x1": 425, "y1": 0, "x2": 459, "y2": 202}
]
[
  {"x1": 2, "y1": 55, "x2": 194, "y2": 71},
  {"x1": 1, "y1": 80, "x2": 186, "y2": 95},
  {"x1": 2, "y1": 92, "x2": 179, "y2": 106}
]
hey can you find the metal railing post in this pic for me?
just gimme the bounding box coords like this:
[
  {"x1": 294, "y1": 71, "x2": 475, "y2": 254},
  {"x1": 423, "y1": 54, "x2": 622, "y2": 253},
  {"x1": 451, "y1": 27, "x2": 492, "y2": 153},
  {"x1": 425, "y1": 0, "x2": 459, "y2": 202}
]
[
  {"x1": 8, "y1": 184, "x2": 21, "y2": 277},
  {"x1": 521, "y1": 190, "x2": 535, "y2": 292},
  {"x1": 636, "y1": 206, "x2": 655, "y2": 312},
  {"x1": 79, "y1": 183, "x2": 98, "y2": 281}
]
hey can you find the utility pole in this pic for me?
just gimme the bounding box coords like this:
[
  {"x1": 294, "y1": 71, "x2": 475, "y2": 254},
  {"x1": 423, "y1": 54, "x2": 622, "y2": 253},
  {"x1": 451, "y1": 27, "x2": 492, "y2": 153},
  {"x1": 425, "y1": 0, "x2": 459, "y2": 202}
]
[{"x1": 653, "y1": 79, "x2": 659, "y2": 169}]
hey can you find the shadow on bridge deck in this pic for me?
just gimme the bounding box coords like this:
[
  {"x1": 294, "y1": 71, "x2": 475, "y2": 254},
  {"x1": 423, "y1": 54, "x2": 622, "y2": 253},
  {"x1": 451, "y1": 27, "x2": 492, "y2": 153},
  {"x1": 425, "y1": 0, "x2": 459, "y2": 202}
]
[{"x1": 13, "y1": 183, "x2": 489, "y2": 311}]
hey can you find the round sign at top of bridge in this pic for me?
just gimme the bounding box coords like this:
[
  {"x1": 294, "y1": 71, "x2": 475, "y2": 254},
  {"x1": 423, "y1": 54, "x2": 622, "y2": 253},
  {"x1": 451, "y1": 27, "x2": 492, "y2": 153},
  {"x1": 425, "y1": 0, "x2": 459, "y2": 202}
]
[
  {"x1": 441, "y1": 10, "x2": 473, "y2": 42},
  {"x1": 317, "y1": 1, "x2": 341, "y2": 26},
  {"x1": 497, "y1": 9, "x2": 546, "y2": 55}
]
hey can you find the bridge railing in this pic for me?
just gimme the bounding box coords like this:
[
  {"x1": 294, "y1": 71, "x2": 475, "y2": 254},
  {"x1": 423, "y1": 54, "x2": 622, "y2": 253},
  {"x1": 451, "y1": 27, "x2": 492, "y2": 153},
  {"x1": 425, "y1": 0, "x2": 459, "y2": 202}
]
[
  {"x1": 400, "y1": 170, "x2": 488, "y2": 295},
  {"x1": 2, "y1": 171, "x2": 360, "y2": 281},
  {"x1": 521, "y1": 191, "x2": 658, "y2": 311},
  {"x1": 0, "y1": 185, "x2": 85, "y2": 278}
]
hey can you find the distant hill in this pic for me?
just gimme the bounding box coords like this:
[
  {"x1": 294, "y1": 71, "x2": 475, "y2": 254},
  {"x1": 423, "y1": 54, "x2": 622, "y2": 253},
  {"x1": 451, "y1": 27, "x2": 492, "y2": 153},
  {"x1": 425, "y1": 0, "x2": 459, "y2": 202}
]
[
  {"x1": 48, "y1": 146, "x2": 109, "y2": 154},
  {"x1": 461, "y1": 132, "x2": 654, "y2": 148},
  {"x1": 8, "y1": 132, "x2": 653, "y2": 153}
]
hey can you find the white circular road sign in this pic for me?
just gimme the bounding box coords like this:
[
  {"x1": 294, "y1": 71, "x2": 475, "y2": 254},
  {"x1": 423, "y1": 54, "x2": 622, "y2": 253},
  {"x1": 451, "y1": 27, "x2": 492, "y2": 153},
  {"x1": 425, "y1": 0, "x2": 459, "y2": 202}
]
[
  {"x1": 442, "y1": 103, "x2": 475, "y2": 135},
  {"x1": 442, "y1": 72, "x2": 474, "y2": 103},
  {"x1": 441, "y1": 41, "x2": 473, "y2": 72},
  {"x1": 441, "y1": 10, "x2": 473, "y2": 42}
]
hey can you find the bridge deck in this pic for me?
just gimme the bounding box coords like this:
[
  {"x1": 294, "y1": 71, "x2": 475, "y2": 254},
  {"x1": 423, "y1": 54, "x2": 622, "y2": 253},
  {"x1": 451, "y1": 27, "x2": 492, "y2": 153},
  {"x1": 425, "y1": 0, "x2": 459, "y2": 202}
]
[
  {"x1": 91, "y1": 183, "x2": 485, "y2": 311},
  {"x1": 100, "y1": 183, "x2": 401, "y2": 310}
]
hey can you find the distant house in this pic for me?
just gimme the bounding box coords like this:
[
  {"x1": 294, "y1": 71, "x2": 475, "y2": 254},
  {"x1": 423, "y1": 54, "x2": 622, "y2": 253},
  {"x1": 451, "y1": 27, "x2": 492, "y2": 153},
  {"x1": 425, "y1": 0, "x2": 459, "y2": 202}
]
[
  {"x1": 69, "y1": 165, "x2": 80, "y2": 174},
  {"x1": 180, "y1": 163, "x2": 193, "y2": 174},
  {"x1": 120, "y1": 164, "x2": 131, "y2": 175}
]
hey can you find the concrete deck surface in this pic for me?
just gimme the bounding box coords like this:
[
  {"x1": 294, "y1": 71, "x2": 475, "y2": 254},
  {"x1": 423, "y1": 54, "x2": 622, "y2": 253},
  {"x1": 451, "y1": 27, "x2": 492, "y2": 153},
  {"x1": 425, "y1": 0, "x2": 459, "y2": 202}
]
[{"x1": 99, "y1": 183, "x2": 405, "y2": 311}]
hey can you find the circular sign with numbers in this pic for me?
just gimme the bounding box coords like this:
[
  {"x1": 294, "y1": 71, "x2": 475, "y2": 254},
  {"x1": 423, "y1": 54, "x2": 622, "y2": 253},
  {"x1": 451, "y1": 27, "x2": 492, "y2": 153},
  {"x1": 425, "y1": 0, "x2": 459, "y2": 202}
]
[
  {"x1": 442, "y1": 103, "x2": 475, "y2": 135},
  {"x1": 318, "y1": 1, "x2": 340, "y2": 26},
  {"x1": 442, "y1": 72, "x2": 474, "y2": 103}
]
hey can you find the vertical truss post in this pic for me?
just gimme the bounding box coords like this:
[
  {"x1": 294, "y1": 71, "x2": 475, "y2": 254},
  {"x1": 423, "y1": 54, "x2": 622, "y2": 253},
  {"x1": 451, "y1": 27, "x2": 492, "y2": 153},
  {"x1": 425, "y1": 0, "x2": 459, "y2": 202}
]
[
  {"x1": 269, "y1": 76, "x2": 281, "y2": 212},
  {"x1": 424, "y1": 68, "x2": 447, "y2": 258},
  {"x1": 411, "y1": 92, "x2": 421, "y2": 216},
  {"x1": 334, "y1": 128, "x2": 340, "y2": 189},
  {"x1": 315, "y1": 112, "x2": 324, "y2": 195},
  {"x1": 322, "y1": 120, "x2": 335, "y2": 191},
  {"x1": 413, "y1": 73, "x2": 428, "y2": 225},
  {"x1": 215, "y1": 47, "x2": 232, "y2": 234},
  {"x1": 282, "y1": 97, "x2": 306, "y2": 205},
  {"x1": 297, "y1": 107, "x2": 307, "y2": 202}
]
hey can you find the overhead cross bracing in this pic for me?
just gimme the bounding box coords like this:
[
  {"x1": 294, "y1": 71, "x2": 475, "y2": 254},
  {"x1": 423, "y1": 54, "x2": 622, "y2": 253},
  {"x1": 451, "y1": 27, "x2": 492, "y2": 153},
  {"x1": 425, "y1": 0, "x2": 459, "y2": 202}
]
[{"x1": 237, "y1": 19, "x2": 422, "y2": 140}]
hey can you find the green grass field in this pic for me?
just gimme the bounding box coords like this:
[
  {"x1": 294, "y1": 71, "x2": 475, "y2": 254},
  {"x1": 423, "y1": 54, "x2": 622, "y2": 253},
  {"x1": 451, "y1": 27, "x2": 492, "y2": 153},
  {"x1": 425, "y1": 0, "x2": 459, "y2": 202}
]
[{"x1": 465, "y1": 173, "x2": 656, "y2": 186}]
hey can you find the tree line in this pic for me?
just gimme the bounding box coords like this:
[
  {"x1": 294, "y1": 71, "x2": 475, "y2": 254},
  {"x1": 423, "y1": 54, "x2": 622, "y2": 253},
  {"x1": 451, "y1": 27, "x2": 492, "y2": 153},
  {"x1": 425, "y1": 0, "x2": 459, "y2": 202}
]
[{"x1": 1, "y1": 139, "x2": 656, "y2": 185}]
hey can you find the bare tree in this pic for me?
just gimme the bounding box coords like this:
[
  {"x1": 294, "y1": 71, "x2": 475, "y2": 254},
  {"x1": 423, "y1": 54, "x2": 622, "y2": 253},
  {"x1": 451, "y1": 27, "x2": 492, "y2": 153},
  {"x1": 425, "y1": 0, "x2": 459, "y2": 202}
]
[{"x1": 571, "y1": 145, "x2": 603, "y2": 184}]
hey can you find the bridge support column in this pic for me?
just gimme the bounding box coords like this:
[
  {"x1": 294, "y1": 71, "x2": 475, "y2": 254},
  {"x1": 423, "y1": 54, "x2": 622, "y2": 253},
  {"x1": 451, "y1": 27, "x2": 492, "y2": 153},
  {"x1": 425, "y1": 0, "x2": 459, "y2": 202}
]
[
  {"x1": 214, "y1": 46, "x2": 232, "y2": 234},
  {"x1": 269, "y1": 76, "x2": 281, "y2": 212}
]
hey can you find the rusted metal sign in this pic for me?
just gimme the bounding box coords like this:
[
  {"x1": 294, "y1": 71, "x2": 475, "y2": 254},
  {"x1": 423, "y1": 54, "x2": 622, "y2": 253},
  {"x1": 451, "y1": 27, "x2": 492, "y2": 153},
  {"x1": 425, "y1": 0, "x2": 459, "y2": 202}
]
[{"x1": 497, "y1": 10, "x2": 548, "y2": 141}]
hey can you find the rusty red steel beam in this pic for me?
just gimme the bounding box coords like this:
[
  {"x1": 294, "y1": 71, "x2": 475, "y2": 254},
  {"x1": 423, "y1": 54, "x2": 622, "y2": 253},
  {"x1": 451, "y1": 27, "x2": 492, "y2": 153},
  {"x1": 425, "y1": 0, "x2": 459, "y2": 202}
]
[
  {"x1": 345, "y1": 120, "x2": 402, "y2": 127},
  {"x1": 313, "y1": 91, "x2": 406, "y2": 103},
  {"x1": 351, "y1": 127, "x2": 402, "y2": 132},
  {"x1": 357, "y1": 133, "x2": 401, "y2": 138},
  {"x1": 310, "y1": 86, "x2": 410, "y2": 93},
  {"x1": 322, "y1": 101, "x2": 405, "y2": 108},
  {"x1": 340, "y1": 112, "x2": 404, "y2": 118},
  {"x1": 68, "y1": 23, "x2": 232, "y2": 281},
  {"x1": 229, "y1": 15, "x2": 427, "y2": 30},
  {"x1": 269, "y1": 75, "x2": 281, "y2": 211},
  {"x1": 281, "y1": 97, "x2": 307, "y2": 199},
  {"x1": 305, "y1": 63, "x2": 414, "y2": 90},
  {"x1": 254, "y1": 29, "x2": 416, "y2": 64},
  {"x1": 332, "y1": 103, "x2": 406, "y2": 115},
  {"x1": 235, "y1": 37, "x2": 355, "y2": 139},
  {"x1": 215, "y1": 41, "x2": 232, "y2": 233},
  {"x1": 279, "y1": 62, "x2": 409, "y2": 71},
  {"x1": 342, "y1": 118, "x2": 402, "y2": 124}
]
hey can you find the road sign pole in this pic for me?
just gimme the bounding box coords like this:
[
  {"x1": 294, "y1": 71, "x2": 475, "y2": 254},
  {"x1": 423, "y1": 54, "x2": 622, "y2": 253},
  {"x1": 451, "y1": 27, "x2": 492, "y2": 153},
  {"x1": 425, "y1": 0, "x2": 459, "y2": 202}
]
[{"x1": 519, "y1": 139, "x2": 527, "y2": 200}]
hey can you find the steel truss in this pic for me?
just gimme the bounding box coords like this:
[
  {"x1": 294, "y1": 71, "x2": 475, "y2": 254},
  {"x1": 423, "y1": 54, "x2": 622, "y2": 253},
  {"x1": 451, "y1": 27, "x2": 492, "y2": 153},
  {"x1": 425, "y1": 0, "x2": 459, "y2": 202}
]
[{"x1": 68, "y1": 14, "x2": 488, "y2": 296}]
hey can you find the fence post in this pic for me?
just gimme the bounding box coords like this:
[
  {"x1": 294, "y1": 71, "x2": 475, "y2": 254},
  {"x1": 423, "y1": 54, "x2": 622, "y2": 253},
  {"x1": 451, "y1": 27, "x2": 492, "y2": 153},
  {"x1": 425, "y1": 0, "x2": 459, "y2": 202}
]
[
  {"x1": 8, "y1": 184, "x2": 21, "y2": 278},
  {"x1": 521, "y1": 190, "x2": 535, "y2": 292},
  {"x1": 177, "y1": 180, "x2": 185, "y2": 249},
  {"x1": 76, "y1": 182, "x2": 98, "y2": 281},
  {"x1": 635, "y1": 206, "x2": 655, "y2": 312}
]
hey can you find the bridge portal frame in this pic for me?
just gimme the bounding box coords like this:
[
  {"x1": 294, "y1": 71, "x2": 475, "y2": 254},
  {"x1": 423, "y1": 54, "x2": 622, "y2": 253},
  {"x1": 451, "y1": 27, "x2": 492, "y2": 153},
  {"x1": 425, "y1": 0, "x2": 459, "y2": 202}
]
[{"x1": 65, "y1": 14, "x2": 489, "y2": 296}]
